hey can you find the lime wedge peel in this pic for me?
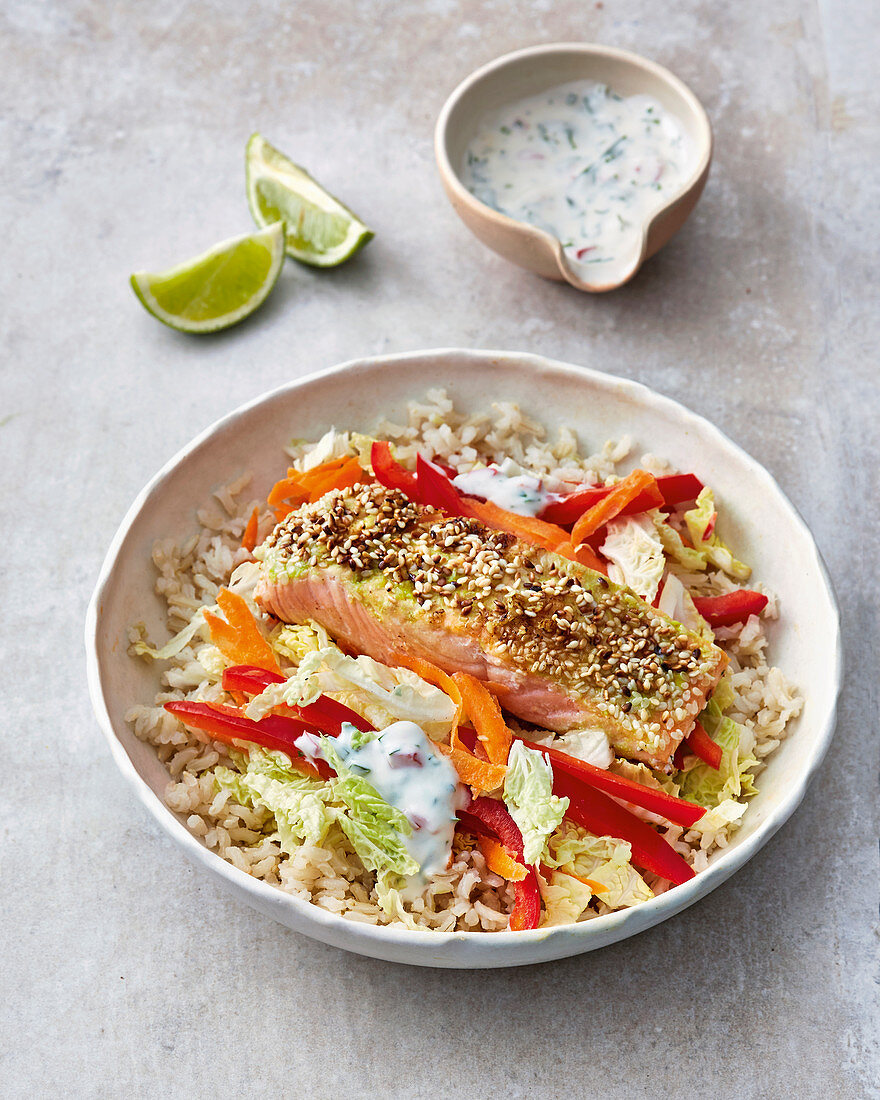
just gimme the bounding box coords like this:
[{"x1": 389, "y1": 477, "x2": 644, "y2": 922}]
[
  {"x1": 130, "y1": 222, "x2": 285, "y2": 333},
  {"x1": 246, "y1": 133, "x2": 373, "y2": 268}
]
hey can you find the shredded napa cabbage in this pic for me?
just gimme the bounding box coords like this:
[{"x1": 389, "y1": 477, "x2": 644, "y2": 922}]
[
  {"x1": 291, "y1": 428, "x2": 376, "y2": 471},
  {"x1": 684, "y1": 489, "x2": 751, "y2": 581},
  {"x1": 678, "y1": 699, "x2": 758, "y2": 809},
  {"x1": 502, "y1": 742, "x2": 569, "y2": 865},
  {"x1": 215, "y1": 748, "x2": 333, "y2": 851},
  {"x1": 657, "y1": 572, "x2": 713, "y2": 641},
  {"x1": 652, "y1": 489, "x2": 750, "y2": 583},
  {"x1": 270, "y1": 621, "x2": 331, "y2": 664},
  {"x1": 654, "y1": 515, "x2": 708, "y2": 572},
  {"x1": 540, "y1": 869, "x2": 596, "y2": 926},
  {"x1": 543, "y1": 821, "x2": 654, "y2": 909},
  {"x1": 215, "y1": 744, "x2": 418, "y2": 877},
  {"x1": 711, "y1": 670, "x2": 737, "y2": 712},
  {"x1": 600, "y1": 514, "x2": 666, "y2": 602},
  {"x1": 551, "y1": 727, "x2": 613, "y2": 769},
  {"x1": 319, "y1": 736, "x2": 419, "y2": 877},
  {"x1": 686, "y1": 797, "x2": 747, "y2": 838},
  {"x1": 246, "y1": 631, "x2": 456, "y2": 739},
  {"x1": 130, "y1": 610, "x2": 209, "y2": 660},
  {"x1": 374, "y1": 870, "x2": 421, "y2": 929}
]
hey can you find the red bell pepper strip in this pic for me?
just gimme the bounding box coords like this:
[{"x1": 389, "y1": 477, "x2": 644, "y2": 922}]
[
  {"x1": 458, "y1": 795, "x2": 542, "y2": 930},
  {"x1": 692, "y1": 589, "x2": 769, "y2": 627},
  {"x1": 539, "y1": 473, "x2": 704, "y2": 526},
  {"x1": 221, "y1": 665, "x2": 372, "y2": 735},
  {"x1": 519, "y1": 738, "x2": 706, "y2": 828},
  {"x1": 415, "y1": 454, "x2": 474, "y2": 515},
  {"x1": 431, "y1": 457, "x2": 458, "y2": 479},
  {"x1": 457, "y1": 721, "x2": 703, "y2": 840},
  {"x1": 453, "y1": 731, "x2": 696, "y2": 886},
  {"x1": 679, "y1": 721, "x2": 722, "y2": 770},
  {"x1": 370, "y1": 443, "x2": 475, "y2": 518},
  {"x1": 371, "y1": 441, "x2": 419, "y2": 497},
  {"x1": 655, "y1": 472, "x2": 705, "y2": 507},
  {"x1": 461, "y1": 795, "x2": 524, "y2": 857},
  {"x1": 163, "y1": 701, "x2": 333, "y2": 779},
  {"x1": 553, "y1": 772, "x2": 695, "y2": 885},
  {"x1": 222, "y1": 665, "x2": 285, "y2": 691},
  {"x1": 508, "y1": 871, "x2": 542, "y2": 931}
]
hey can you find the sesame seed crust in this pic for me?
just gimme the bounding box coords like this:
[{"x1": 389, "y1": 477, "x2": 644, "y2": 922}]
[{"x1": 261, "y1": 484, "x2": 726, "y2": 758}]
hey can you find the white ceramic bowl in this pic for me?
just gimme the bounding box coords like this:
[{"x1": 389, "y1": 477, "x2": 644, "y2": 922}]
[{"x1": 85, "y1": 349, "x2": 840, "y2": 968}]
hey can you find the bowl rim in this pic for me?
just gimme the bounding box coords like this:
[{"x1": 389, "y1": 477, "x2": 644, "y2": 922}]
[
  {"x1": 434, "y1": 42, "x2": 714, "y2": 292},
  {"x1": 85, "y1": 347, "x2": 841, "y2": 963}
]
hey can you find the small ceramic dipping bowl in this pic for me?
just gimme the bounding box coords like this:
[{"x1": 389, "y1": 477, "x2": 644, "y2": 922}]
[{"x1": 435, "y1": 43, "x2": 713, "y2": 292}]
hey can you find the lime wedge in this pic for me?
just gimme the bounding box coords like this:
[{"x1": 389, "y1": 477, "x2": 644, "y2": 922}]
[
  {"x1": 246, "y1": 133, "x2": 373, "y2": 267},
  {"x1": 130, "y1": 222, "x2": 285, "y2": 333}
]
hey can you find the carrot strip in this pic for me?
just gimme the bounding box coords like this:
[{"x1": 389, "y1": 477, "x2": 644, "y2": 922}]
[
  {"x1": 267, "y1": 475, "x2": 309, "y2": 508},
  {"x1": 301, "y1": 456, "x2": 365, "y2": 498},
  {"x1": 436, "y1": 742, "x2": 506, "y2": 792},
  {"x1": 465, "y1": 497, "x2": 572, "y2": 551},
  {"x1": 463, "y1": 497, "x2": 611, "y2": 577},
  {"x1": 453, "y1": 672, "x2": 513, "y2": 766},
  {"x1": 267, "y1": 457, "x2": 367, "y2": 521},
  {"x1": 478, "y1": 837, "x2": 527, "y2": 881},
  {"x1": 570, "y1": 470, "x2": 661, "y2": 545},
  {"x1": 241, "y1": 506, "x2": 260, "y2": 552},
  {"x1": 204, "y1": 588, "x2": 281, "y2": 674},
  {"x1": 554, "y1": 539, "x2": 608, "y2": 575},
  {"x1": 297, "y1": 456, "x2": 348, "y2": 485},
  {"x1": 539, "y1": 863, "x2": 607, "y2": 895},
  {"x1": 393, "y1": 653, "x2": 463, "y2": 739},
  {"x1": 392, "y1": 657, "x2": 510, "y2": 789}
]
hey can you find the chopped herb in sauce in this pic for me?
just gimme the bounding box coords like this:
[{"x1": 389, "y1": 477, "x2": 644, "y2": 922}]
[{"x1": 461, "y1": 79, "x2": 694, "y2": 270}]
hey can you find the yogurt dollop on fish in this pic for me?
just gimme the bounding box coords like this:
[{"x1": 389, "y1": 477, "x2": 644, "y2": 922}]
[
  {"x1": 453, "y1": 458, "x2": 556, "y2": 517},
  {"x1": 461, "y1": 80, "x2": 695, "y2": 274}
]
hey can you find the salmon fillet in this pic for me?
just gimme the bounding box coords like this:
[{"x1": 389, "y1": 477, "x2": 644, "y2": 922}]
[{"x1": 254, "y1": 483, "x2": 727, "y2": 770}]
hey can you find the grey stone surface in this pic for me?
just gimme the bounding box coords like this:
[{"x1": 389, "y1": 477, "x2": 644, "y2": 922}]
[{"x1": 1, "y1": 1, "x2": 877, "y2": 1096}]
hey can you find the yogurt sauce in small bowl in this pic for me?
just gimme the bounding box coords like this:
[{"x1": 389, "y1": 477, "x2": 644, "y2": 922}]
[
  {"x1": 435, "y1": 45, "x2": 713, "y2": 291},
  {"x1": 461, "y1": 79, "x2": 696, "y2": 285}
]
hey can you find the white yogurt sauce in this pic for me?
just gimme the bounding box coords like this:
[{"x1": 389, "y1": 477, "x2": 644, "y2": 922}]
[
  {"x1": 297, "y1": 721, "x2": 466, "y2": 878},
  {"x1": 453, "y1": 458, "x2": 556, "y2": 517},
  {"x1": 461, "y1": 80, "x2": 695, "y2": 272}
]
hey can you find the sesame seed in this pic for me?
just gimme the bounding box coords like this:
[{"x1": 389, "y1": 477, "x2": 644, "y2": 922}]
[{"x1": 263, "y1": 482, "x2": 723, "y2": 758}]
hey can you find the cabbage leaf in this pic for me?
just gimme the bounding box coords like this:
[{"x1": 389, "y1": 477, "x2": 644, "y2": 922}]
[
  {"x1": 543, "y1": 822, "x2": 653, "y2": 909},
  {"x1": 503, "y1": 742, "x2": 569, "y2": 865},
  {"x1": 320, "y1": 736, "x2": 419, "y2": 877},
  {"x1": 678, "y1": 700, "x2": 758, "y2": 809},
  {"x1": 600, "y1": 514, "x2": 666, "y2": 602},
  {"x1": 683, "y1": 488, "x2": 751, "y2": 581},
  {"x1": 551, "y1": 726, "x2": 613, "y2": 769},
  {"x1": 130, "y1": 609, "x2": 209, "y2": 661},
  {"x1": 215, "y1": 741, "x2": 418, "y2": 877},
  {"x1": 656, "y1": 573, "x2": 713, "y2": 641},
  {"x1": 245, "y1": 641, "x2": 456, "y2": 738},
  {"x1": 215, "y1": 748, "x2": 333, "y2": 853},
  {"x1": 540, "y1": 870, "x2": 595, "y2": 926}
]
